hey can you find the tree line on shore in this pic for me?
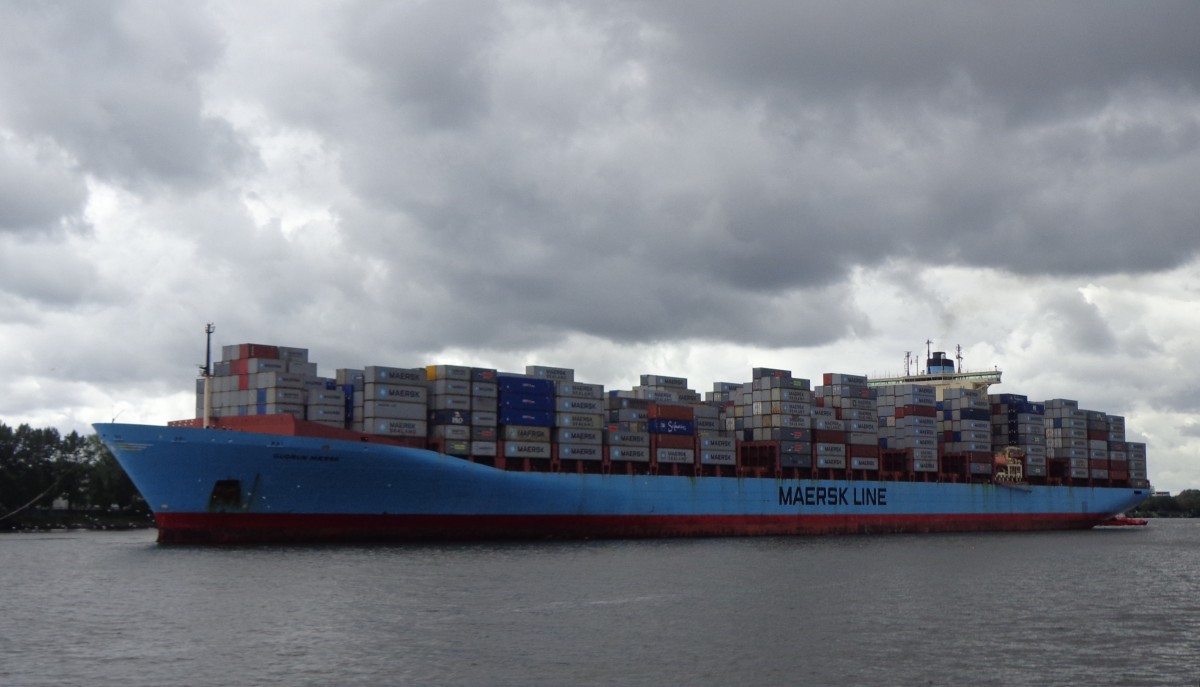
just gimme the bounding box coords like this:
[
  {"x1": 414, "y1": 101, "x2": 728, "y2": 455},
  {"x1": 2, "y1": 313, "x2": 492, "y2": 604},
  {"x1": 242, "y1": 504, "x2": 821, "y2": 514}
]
[
  {"x1": 1132, "y1": 490, "x2": 1200, "y2": 517},
  {"x1": 0, "y1": 421, "x2": 148, "y2": 530}
]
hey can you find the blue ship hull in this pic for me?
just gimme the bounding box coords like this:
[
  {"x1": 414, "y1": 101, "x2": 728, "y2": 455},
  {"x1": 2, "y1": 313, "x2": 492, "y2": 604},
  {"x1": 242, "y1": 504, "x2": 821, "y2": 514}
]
[{"x1": 95, "y1": 423, "x2": 1150, "y2": 544}]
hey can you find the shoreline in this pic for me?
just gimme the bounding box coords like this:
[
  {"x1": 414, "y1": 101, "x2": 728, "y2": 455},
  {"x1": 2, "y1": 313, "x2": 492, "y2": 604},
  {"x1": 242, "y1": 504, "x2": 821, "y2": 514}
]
[{"x1": 1, "y1": 510, "x2": 154, "y2": 533}]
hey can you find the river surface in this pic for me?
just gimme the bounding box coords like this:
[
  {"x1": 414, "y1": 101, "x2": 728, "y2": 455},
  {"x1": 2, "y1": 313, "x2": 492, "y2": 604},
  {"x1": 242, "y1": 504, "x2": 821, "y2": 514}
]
[{"x1": 2, "y1": 522, "x2": 1198, "y2": 686}]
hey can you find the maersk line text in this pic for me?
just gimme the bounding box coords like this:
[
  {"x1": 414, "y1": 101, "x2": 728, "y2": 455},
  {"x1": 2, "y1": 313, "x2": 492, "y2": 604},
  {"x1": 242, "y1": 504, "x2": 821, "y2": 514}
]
[{"x1": 778, "y1": 486, "x2": 888, "y2": 507}]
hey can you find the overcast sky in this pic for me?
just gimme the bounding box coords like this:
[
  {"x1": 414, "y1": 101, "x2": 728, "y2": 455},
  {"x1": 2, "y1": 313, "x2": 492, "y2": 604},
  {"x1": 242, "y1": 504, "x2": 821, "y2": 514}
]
[{"x1": 1, "y1": 1, "x2": 1198, "y2": 490}]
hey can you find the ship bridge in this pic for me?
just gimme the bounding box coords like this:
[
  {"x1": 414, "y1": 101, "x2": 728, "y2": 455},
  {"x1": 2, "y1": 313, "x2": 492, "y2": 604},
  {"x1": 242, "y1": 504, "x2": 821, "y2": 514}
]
[
  {"x1": 868, "y1": 369, "x2": 1002, "y2": 393},
  {"x1": 867, "y1": 348, "x2": 1002, "y2": 394}
]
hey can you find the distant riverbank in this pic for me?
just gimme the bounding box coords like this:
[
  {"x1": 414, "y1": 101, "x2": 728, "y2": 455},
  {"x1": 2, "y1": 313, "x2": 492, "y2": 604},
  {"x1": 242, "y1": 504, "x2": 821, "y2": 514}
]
[{"x1": 1, "y1": 509, "x2": 154, "y2": 532}]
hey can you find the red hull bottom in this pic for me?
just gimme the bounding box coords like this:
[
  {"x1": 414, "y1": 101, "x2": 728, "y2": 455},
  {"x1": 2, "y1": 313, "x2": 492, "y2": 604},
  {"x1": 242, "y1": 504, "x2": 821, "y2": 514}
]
[{"x1": 155, "y1": 512, "x2": 1106, "y2": 545}]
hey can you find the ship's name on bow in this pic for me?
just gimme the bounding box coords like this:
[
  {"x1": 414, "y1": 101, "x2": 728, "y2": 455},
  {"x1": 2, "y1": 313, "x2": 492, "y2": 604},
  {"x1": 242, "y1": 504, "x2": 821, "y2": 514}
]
[
  {"x1": 778, "y1": 485, "x2": 887, "y2": 507},
  {"x1": 273, "y1": 453, "x2": 341, "y2": 463}
]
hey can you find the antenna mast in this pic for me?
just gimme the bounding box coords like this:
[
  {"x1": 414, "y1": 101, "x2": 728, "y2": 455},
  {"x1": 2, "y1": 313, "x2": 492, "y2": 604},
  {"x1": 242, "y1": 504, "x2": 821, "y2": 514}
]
[
  {"x1": 904, "y1": 351, "x2": 912, "y2": 376},
  {"x1": 202, "y1": 323, "x2": 215, "y2": 428},
  {"x1": 955, "y1": 344, "x2": 963, "y2": 373}
]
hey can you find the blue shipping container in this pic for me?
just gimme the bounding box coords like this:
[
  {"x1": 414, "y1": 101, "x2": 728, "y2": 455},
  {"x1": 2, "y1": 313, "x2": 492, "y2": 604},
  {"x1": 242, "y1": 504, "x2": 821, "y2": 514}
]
[
  {"x1": 499, "y1": 394, "x2": 554, "y2": 411},
  {"x1": 648, "y1": 419, "x2": 695, "y2": 436},
  {"x1": 497, "y1": 375, "x2": 555, "y2": 395},
  {"x1": 499, "y1": 410, "x2": 554, "y2": 427}
]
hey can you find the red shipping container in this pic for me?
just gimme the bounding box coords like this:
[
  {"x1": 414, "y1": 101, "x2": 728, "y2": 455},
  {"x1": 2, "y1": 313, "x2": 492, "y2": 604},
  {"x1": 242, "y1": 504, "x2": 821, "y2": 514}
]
[
  {"x1": 239, "y1": 343, "x2": 280, "y2": 360},
  {"x1": 848, "y1": 444, "x2": 879, "y2": 458},
  {"x1": 1089, "y1": 459, "x2": 1110, "y2": 469},
  {"x1": 650, "y1": 434, "x2": 695, "y2": 449},
  {"x1": 648, "y1": 403, "x2": 694, "y2": 420},
  {"x1": 238, "y1": 373, "x2": 250, "y2": 391},
  {"x1": 231, "y1": 359, "x2": 248, "y2": 375},
  {"x1": 897, "y1": 405, "x2": 937, "y2": 418},
  {"x1": 813, "y1": 429, "x2": 846, "y2": 444}
]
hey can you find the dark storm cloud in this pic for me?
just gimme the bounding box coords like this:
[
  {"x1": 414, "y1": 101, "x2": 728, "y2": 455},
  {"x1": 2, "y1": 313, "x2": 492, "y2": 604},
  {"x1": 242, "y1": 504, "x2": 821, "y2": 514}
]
[
  {"x1": 1036, "y1": 290, "x2": 1117, "y2": 355},
  {"x1": 636, "y1": 1, "x2": 1200, "y2": 120},
  {"x1": 337, "y1": 0, "x2": 500, "y2": 130},
  {"x1": 189, "y1": 1, "x2": 1200, "y2": 353},
  {"x1": 0, "y1": 240, "x2": 100, "y2": 308},
  {"x1": 0, "y1": 1, "x2": 251, "y2": 192},
  {"x1": 620, "y1": 1, "x2": 1200, "y2": 273},
  {"x1": 0, "y1": 2, "x2": 1195, "y2": 490},
  {"x1": 0, "y1": 137, "x2": 87, "y2": 234}
]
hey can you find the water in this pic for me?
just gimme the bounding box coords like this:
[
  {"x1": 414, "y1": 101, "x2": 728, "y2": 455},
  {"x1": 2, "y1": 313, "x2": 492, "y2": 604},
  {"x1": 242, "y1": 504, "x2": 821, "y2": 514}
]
[{"x1": 2, "y1": 522, "x2": 1198, "y2": 687}]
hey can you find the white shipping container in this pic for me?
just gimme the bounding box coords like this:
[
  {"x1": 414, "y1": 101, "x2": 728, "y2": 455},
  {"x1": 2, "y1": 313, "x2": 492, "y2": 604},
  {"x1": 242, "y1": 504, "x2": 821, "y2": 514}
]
[
  {"x1": 557, "y1": 444, "x2": 603, "y2": 461},
  {"x1": 526, "y1": 365, "x2": 574, "y2": 382},
  {"x1": 443, "y1": 440, "x2": 470, "y2": 455},
  {"x1": 472, "y1": 411, "x2": 498, "y2": 426},
  {"x1": 700, "y1": 436, "x2": 736, "y2": 451},
  {"x1": 471, "y1": 441, "x2": 498, "y2": 457},
  {"x1": 371, "y1": 419, "x2": 427, "y2": 437},
  {"x1": 427, "y1": 365, "x2": 471, "y2": 381},
  {"x1": 656, "y1": 448, "x2": 695, "y2": 464},
  {"x1": 471, "y1": 381, "x2": 498, "y2": 398},
  {"x1": 554, "y1": 381, "x2": 604, "y2": 399},
  {"x1": 369, "y1": 383, "x2": 428, "y2": 404},
  {"x1": 769, "y1": 414, "x2": 812, "y2": 429},
  {"x1": 607, "y1": 430, "x2": 650, "y2": 446},
  {"x1": 772, "y1": 388, "x2": 813, "y2": 403},
  {"x1": 635, "y1": 388, "x2": 678, "y2": 403},
  {"x1": 504, "y1": 441, "x2": 552, "y2": 459},
  {"x1": 305, "y1": 406, "x2": 344, "y2": 423},
  {"x1": 640, "y1": 373, "x2": 687, "y2": 388},
  {"x1": 848, "y1": 432, "x2": 877, "y2": 445},
  {"x1": 262, "y1": 387, "x2": 305, "y2": 404},
  {"x1": 610, "y1": 446, "x2": 651, "y2": 462},
  {"x1": 263, "y1": 402, "x2": 305, "y2": 417},
  {"x1": 365, "y1": 366, "x2": 427, "y2": 384},
  {"x1": 337, "y1": 368, "x2": 365, "y2": 388},
  {"x1": 812, "y1": 419, "x2": 845, "y2": 431},
  {"x1": 556, "y1": 444, "x2": 604, "y2": 461},
  {"x1": 557, "y1": 398, "x2": 605, "y2": 413},
  {"x1": 556, "y1": 412, "x2": 604, "y2": 429},
  {"x1": 430, "y1": 425, "x2": 471, "y2": 441},
  {"x1": 496, "y1": 423, "x2": 547, "y2": 441},
  {"x1": 255, "y1": 372, "x2": 307, "y2": 389},
  {"x1": 556, "y1": 428, "x2": 604, "y2": 444},
  {"x1": 429, "y1": 394, "x2": 471, "y2": 410},
  {"x1": 432, "y1": 379, "x2": 472, "y2": 396},
  {"x1": 700, "y1": 450, "x2": 736, "y2": 465},
  {"x1": 307, "y1": 389, "x2": 346, "y2": 406}
]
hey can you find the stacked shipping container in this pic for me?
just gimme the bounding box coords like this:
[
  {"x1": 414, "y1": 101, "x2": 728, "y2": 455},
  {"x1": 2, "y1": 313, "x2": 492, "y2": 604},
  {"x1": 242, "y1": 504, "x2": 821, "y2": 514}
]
[
  {"x1": 195, "y1": 342, "x2": 1150, "y2": 488},
  {"x1": 875, "y1": 384, "x2": 939, "y2": 472},
  {"x1": 989, "y1": 393, "x2": 1047, "y2": 477}
]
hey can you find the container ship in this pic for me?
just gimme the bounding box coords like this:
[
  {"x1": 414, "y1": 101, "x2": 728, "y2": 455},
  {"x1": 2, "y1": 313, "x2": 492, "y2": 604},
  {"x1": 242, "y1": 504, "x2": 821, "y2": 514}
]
[{"x1": 94, "y1": 336, "x2": 1151, "y2": 544}]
